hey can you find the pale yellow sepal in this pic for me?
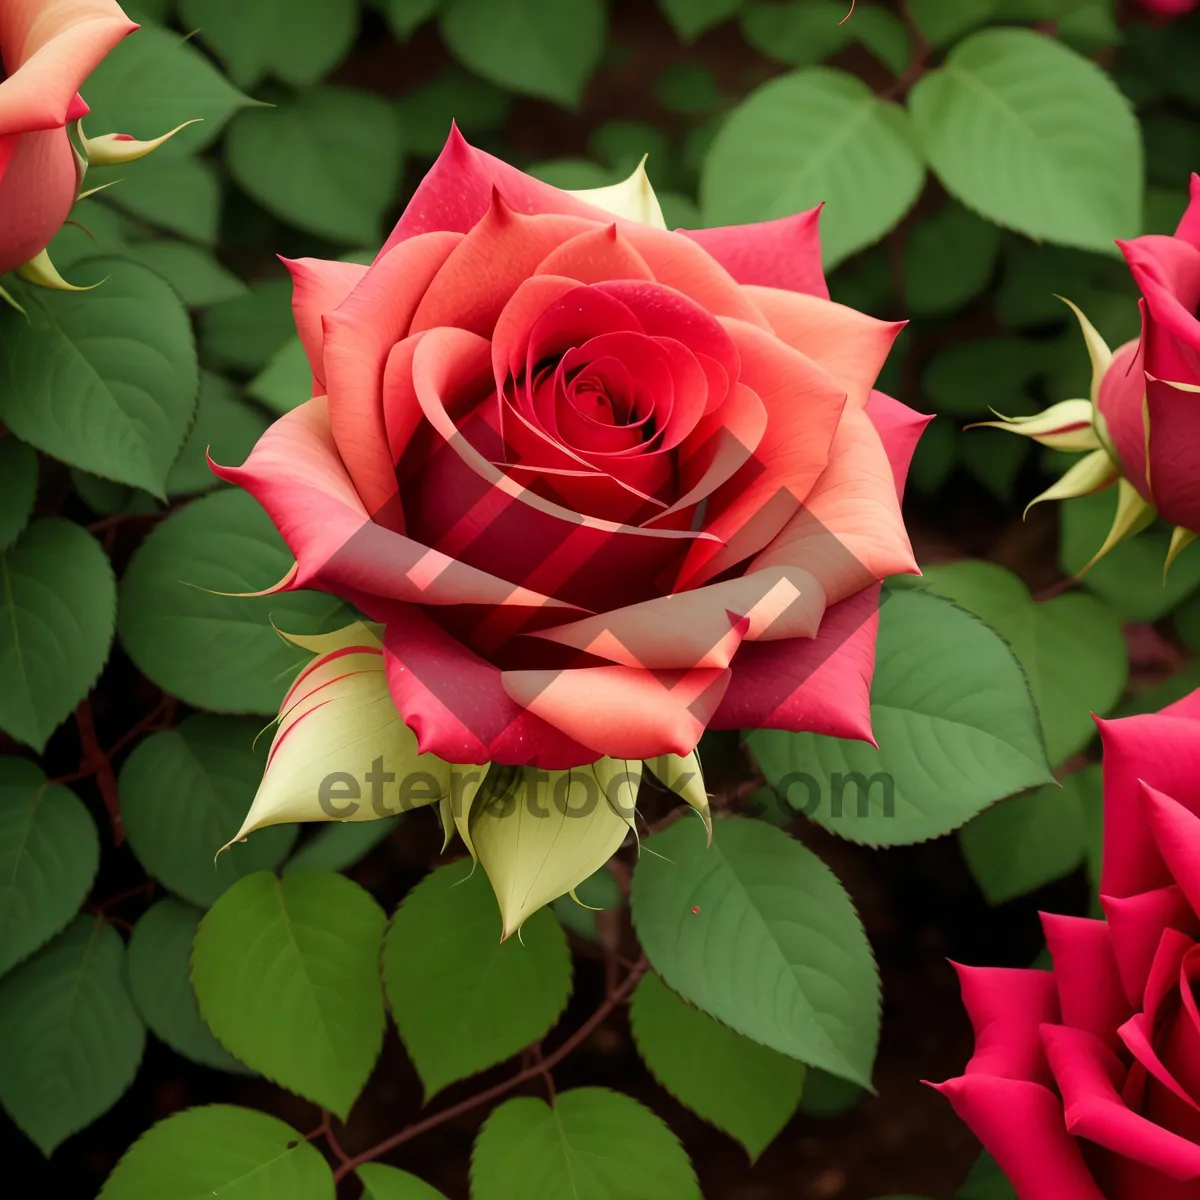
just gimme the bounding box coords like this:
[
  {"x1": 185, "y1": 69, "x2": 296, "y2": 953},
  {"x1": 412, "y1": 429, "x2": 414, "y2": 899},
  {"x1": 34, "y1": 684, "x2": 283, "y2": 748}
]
[
  {"x1": 1167, "y1": 527, "x2": 1199, "y2": 577},
  {"x1": 16, "y1": 249, "x2": 101, "y2": 292},
  {"x1": 1077, "y1": 478, "x2": 1154, "y2": 577},
  {"x1": 566, "y1": 156, "x2": 666, "y2": 229},
  {"x1": 0, "y1": 284, "x2": 25, "y2": 316},
  {"x1": 970, "y1": 399, "x2": 1100, "y2": 452},
  {"x1": 221, "y1": 622, "x2": 450, "y2": 852},
  {"x1": 1023, "y1": 448, "x2": 1119, "y2": 518},
  {"x1": 1058, "y1": 296, "x2": 1113, "y2": 407},
  {"x1": 646, "y1": 751, "x2": 711, "y2": 841},
  {"x1": 471, "y1": 759, "x2": 639, "y2": 939},
  {"x1": 79, "y1": 119, "x2": 202, "y2": 166},
  {"x1": 449, "y1": 762, "x2": 491, "y2": 859}
]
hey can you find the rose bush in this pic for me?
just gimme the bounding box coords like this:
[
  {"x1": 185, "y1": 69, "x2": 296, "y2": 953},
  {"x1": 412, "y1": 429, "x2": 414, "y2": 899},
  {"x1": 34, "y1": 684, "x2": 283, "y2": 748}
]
[
  {"x1": 0, "y1": 0, "x2": 136, "y2": 275},
  {"x1": 937, "y1": 690, "x2": 1200, "y2": 1199}
]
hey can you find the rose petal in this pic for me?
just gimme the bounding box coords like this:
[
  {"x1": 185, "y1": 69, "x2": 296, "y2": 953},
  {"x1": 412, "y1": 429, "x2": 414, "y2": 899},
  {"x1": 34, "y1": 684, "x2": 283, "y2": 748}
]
[
  {"x1": 710, "y1": 583, "x2": 878, "y2": 742},
  {"x1": 743, "y1": 285, "x2": 904, "y2": 410},
  {"x1": 1144, "y1": 376, "x2": 1200, "y2": 530},
  {"x1": 0, "y1": 127, "x2": 77, "y2": 274},
  {"x1": 0, "y1": 0, "x2": 136, "y2": 136},
  {"x1": 1043, "y1": 1022, "x2": 1200, "y2": 1182},
  {"x1": 382, "y1": 603, "x2": 595, "y2": 768},
  {"x1": 749, "y1": 405, "x2": 919, "y2": 607},
  {"x1": 866, "y1": 389, "x2": 932, "y2": 501},
  {"x1": 500, "y1": 663, "x2": 731, "y2": 759},
  {"x1": 676, "y1": 317, "x2": 849, "y2": 588},
  {"x1": 534, "y1": 223, "x2": 654, "y2": 285},
  {"x1": 1097, "y1": 707, "x2": 1200, "y2": 900},
  {"x1": 680, "y1": 208, "x2": 828, "y2": 300},
  {"x1": 320, "y1": 230, "x2": 461, "y2": 517},
  {"x1": 1175, "y1": 173, "x2": 1200, "y2": 250},
  {"x1": 409, "y1": 195, "x2": 597, "y2": 337},
  {"x1": 377, "y1": 125, "x2": 615, "y2": 256},
  {"x1": 1103, "y1": 886, "x2": 1200, "y2": 1008},
  {"x1": 932, "y1": 1075, "x2": 1104, "y2": 1200},
  {"x1": 210, "y1": 398, "x2": 578, "y2": 615},
  {"x1": 1042, "y1": 912, "x2": 1131, "y2": 1050},
  {"x1": 1119, "y1": 233, "x2": 1200, "y2": 382},
  {"x1": 531, "y1": 566, "x2": 826, "y2": 670},
  {"x1": 283, "y1": 256, "x2": 368, "y2": 392}
]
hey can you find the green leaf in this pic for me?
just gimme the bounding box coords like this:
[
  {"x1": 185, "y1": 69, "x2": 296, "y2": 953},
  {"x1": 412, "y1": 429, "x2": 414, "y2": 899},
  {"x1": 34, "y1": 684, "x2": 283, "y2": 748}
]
[
  {"x1": 131, "y1": 240, "x2": 247, "y2": 310},
  {"x1": 1116, "y1": 663, "x2": 1200, "y2": 719},
  {"x1": 98, "y1": 1104, "x2": 334, "y2": 1199},
  {"x1": 701, "y1": 68, "x2": 925, "y2": 270},
  {"x1": 248, "y1": 335, "x2": 312, "y2": 414},
  {"x1": 359, "y1": 1164, "x2": 449, "y2": 1200},
  {"x1": 630, "y1": 972, "x2": 805, "y2": 1160},
  {"x1": 0, "y1": 917, "x2": 144, "y2": 1155},
  {"x1": 739, "y1": 3, "x2": 854, "y2": 65},
  {"x1": 80, "y1": 23, "x2": 258, "y2": 159},
  {"x1": 117, "y1": 488, "x2": 347, "y2": 714},
  {"x1": 101, "y1": 157, "x2": 222, "y2": 245},
  {"x1": 959, "y1": 778, "x2": 1089, "y2": 904},
  {"x1": 440, "y1": 0, "x2": 606, "y2": 109},
  {"x1": 957, "y1": 1150, "x2": 1017, "y2": 1200},
  {"x1": 0, "y1": 760, "x2": 99, "y2": 978},
  {"x1": 631, "y1": 817, "x2": 880, "y2": 1086},
  {"x1": 921, "y1": 337, "x2": 1046, "y2": 417},
  {"x1": 471, "y1": 1087, "x2": 699, "y2": 1200},
  {"x1": 0, "y1": 437, "x2": 37, "y2": 552},
  {"x1": 907, "y1": 0, "x2": 997, "y2": 47},
  {"x1": 659, "y1": 0, "x2": 744, "y2": 41},
  {"x1": 959, "y1": 428, "x2": 1030, "y2": 502},
  {"x1": 748, "y1": 589, "x2": 1054, "y2": 845},
  {"x1": 908, "y1": 28, "x2": 1141, "y2": 253},
  {"x1": 286, "y1": 815, "x2": 402, "y2": 873},
  {"x1": 527, "y1": 159, "x2": 615, "y2": 190},
  {"x1": 0, "y1": 519, "x2": 116, "y2": 751},
  {"x1": 0, "y1": 260, "x2": 198, "y2": 496},
  {"x1": 1061, "y1": 491, "x2": 1200, "y2": 621},
  {"x1": 905, "y1": 203, "x2": 1000, "y2": 316},
  {"x1": 119, "y1": 715, "x2": 297, "y2": 907},
  {"x1": 200, "y1": 278, "x2": 296, "y2": 373},
  {"x1": 181, "y1": 0, "x2": 360, "y2": 89},
  {"x1": 922, "y1": 560, "x2": 1126, "y2": 764},
  {"x1": 851, "y1": 7, "x2": 910, "y2": 75},
  {"x1": 127, "y1": 898, "x2": 249, "y2": 1072},
  {"x1": 394, "y1": 67, "x2": 512, "y2": 157},
  {"x1": 226, "y1": 88, "x2": 404, "y2": 244},
  {"x1": 655, "y1": 62, "x2": 724, "y2": 115},
  {"x1": 383, "y1": 862, "x2": 572, "y2": 1098},
  {"x1": 167, "y1": 371, "x2": 269, "y2": 496},
  {"x1": 192, "y1": 869, "x2": 386, "y2": 1117},
  {"x1": 384, "y1": 0, "x2": 442, "y2": 38}
]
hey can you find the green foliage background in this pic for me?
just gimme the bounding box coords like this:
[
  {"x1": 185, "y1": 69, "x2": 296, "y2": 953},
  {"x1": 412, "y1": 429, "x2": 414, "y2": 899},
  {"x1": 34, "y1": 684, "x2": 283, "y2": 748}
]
[{"x1": 2, "y1": 1, "x2": 1199, "y2": 1197}]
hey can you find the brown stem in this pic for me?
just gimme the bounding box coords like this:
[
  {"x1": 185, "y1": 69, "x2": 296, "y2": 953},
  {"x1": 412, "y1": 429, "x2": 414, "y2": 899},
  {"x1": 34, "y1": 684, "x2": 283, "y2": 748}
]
[
  {"x1": 73, "y1": 700, "x2": 124, "y2": 845},
  {"x1": 881, "y1": 1, "x2": 931, "y2": 100},
  {"x1": 330, "y1": 959, "x2": 648, "y2": 1183}
]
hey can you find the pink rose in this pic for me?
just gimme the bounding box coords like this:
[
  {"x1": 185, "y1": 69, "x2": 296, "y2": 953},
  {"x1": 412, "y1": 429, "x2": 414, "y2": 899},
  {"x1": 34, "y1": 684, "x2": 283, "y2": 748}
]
[
  {"x1": 1096, "y1": 175, "x2": 1200, "y2": 538},
  {"x1": 936, "y1": 690, "x2": 1200, "y2": 1199},
  {"x1": 1133, "y1": 0, "x2": 1199, "y2": 15},
  {"x1": 0, "y1": 0, "x2": 137, "y2": 275},
  {"x1": 215, "y1": 130, "x2": 927, "y2": 769}
]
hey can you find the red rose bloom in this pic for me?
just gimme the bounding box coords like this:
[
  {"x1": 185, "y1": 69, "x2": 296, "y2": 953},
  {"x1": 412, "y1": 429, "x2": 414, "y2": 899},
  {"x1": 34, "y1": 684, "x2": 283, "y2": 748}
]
[
  {"x1": 216, "y1": 130, "x2": 925, "y2": 769},
  {"x1": 1133, "y1": 0, "x2": 1199, "y2": 15},
  {"x1": 937, "y1": 690, "x2": 1200, "y2": 1199},
  {"x1": 0, "y1": 0, "x2": 136, "y2": 275},
  {"x1": 1096, "y1": 175, "x2": 1200, "y2": 538}
]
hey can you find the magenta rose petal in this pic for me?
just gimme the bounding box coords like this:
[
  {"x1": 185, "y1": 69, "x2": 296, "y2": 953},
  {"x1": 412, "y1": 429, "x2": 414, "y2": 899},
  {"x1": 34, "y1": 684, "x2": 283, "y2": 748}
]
[
  {"x1": 1041, "y1": 912, "x2": 1132, "y2": 1048},
  {"x1": 1102, "y1": 888, "x2": 1200, "y2": 1008},
  {"x1": 679, "y1": 207, "x2": 829, "y2": 300},
  {"x1": 1043, "y1": 1022, "x2": 1200, "y2": 1182}
]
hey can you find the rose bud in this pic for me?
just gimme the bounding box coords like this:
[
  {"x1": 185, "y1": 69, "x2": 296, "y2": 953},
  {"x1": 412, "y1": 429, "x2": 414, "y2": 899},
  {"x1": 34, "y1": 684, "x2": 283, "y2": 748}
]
[
  {"x1": 0, "y1": 0, "x2": 136, "y2": 278},
  {"x1": 935, "y1": 689, "x2": 1200, "y2": 1200},
  {"x1": 213, "y1": 129, "x2": 927, "y2": 932}
]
